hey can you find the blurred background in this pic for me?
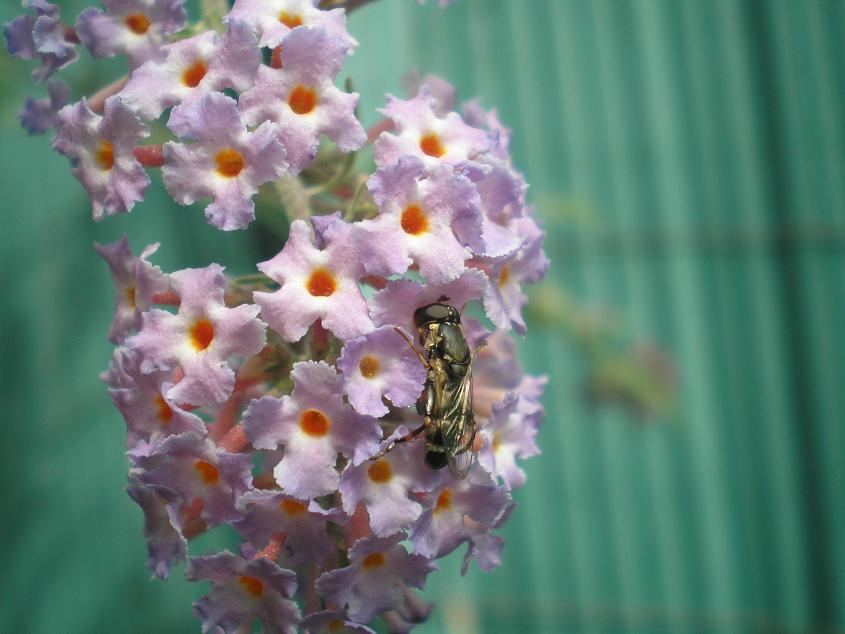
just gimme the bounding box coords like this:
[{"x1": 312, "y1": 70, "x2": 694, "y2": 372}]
[{"x1": 2, "y1": 0, "x2": 844, "y2": 632}]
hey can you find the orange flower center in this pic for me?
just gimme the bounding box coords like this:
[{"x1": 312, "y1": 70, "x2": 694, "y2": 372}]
[
  {"x1": 194, "y1": 460, "x2": 219, "y2": 484},
  {"x1": 126, "y1": 286, "x2": 137, "y2": 309},
  {"x1": 154, "y1": 394, "x2": 173, "y2": 424},
  {"x1": 238, "y1": 575, "x2": 264, "y2": 598},
  {"x1": 306, "y1": 268, "x2": 337, "y2": 297},
  {"x1": 215, "y1": 148, "x2": 245, "y2": 178},
  {"x1": 189, "y1": 318, "x2": 214, "y2": 351},
  {"x1": 288, "y1": 85, "x2": 317, "y2": 115},
  {"x1": 182, "y1": 60, "x2": 207, "y2": 88},
  {"x1": 280, "y1": 499, "x2": 307, "y2": 515},
  {"x1": 498, "y1": 265, "x2": 510, "y2": 288},
  {"x1": 367, "y1": 459, "x2": 392, "y2": 483},
  {"x1": 419, "y1": 132, "x2": 445, "y2": 158},
  {"x1": 400, "y1": 204, "x2": 428, "y2": 235},
  {"x1": 95, "y1": 141, "x2": 114, "y2": 171},
  {"x1": 125, "y1": 13, "x2": 151, "y2": 35},
  {"x1": 434, "y1": 488, "x2": 452, "y2": 514},
  {"x1": 359, "y1": 355, "x2": 380, "y2": 378},
  {"x1": 327, "y1": 619, "x2": 344, "y2": 632},
  {"x1": 361, "y1": 552, "x2": 385, "y2": 569},
  {"x1": 300, "y1": 409, "x2": 330, "y2": 437},
  {"x1": 492, "y1": 431, "x2": 501, "y2": 452},
  {"x1": 278, "y1": 12, "x2": 303, "y2": 28}
]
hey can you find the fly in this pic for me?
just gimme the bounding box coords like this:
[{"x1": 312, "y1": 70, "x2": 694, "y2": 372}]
[{"x1": 374, "y1": 301, "x2": 478, "y2": 478}]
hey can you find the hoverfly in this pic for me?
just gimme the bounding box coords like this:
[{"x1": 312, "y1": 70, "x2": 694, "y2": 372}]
[{"x1": 375, "y1": 301, "x2": 478, "y2": 478}]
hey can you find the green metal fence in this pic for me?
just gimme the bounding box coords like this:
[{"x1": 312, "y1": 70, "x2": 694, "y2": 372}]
[{"x1": 1, "y1": 1, "x2": 843, "y2": 632}]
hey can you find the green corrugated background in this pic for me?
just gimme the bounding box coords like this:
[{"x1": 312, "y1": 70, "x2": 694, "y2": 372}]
[{"x1": 1, "y1": 0, "x2": 844, "y2": 632}]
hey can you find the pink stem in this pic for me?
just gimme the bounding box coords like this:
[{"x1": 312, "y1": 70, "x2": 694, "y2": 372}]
[
  {"x1": 219, "y1": 425, "x2": 249, "y2": 453},
  {"x1": 88, "y1": 76, "x2": 129, "y2": 113},
  {"x1": 133, "y1": 145, "x2": 166, "y2": 168},
  {"x1": 366, "y1": 118, "x2": 393, "y2": 144}
]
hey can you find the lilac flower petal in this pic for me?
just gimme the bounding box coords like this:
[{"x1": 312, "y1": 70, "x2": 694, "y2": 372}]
[
  {"x1": 18, "y1": 77, "x2": 69, "y2": 134},
  {"x1": 299, "y1": 610, "x2": 376, "y2": 634},
  {"x1": 31, "y1": 14, "x2": 79, "y2": 82},
  {"x1": 477, "y1": 393, "x2": 542, "y2": 489},
  {"x1": 255, "y1": 219, "x2": 373, "y2": 342},
  {"x1": 162, "y1": 92, "x2": 287, "y2": 230},
  {"x1": 127, "y1": 479, "x2": 187, "y2": 579},
  {"x1": 369, "y1": 269, "x2": 488, "y2": 337},
  {"x1": 315, "y1": 534, "x2": 436, "y2": 623},
  {"x1": 119, "y1": 21, "x2": 259, "y2": 122},
  {"x1": 53, "y1": 97, "x2": 150, "y2": 220},
  {"x1": 76, "y1": 0, "x2": 188, "y2": 69},
  {"x1": 188, "y1": 551, "x2": 300, "y2": 634},
  {"x1": 226, "y1": 0, "x2": 356, "y2": 50},
  {"x1": 337, "y1": 325, "x2": 427, "y2": 417}
]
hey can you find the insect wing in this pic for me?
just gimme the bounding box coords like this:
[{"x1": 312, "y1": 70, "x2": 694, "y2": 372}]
[{"x1": 441, "y1": 365, "x2": 476, "y2": 479}]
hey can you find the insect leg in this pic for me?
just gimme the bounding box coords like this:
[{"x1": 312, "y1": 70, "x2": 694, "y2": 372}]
[
  {"x1": 393, "y1": 326, "x2": 429, "y2": 369},
  {"x1": 371, "y1": 422, "x2": 428, "y2": 460}
]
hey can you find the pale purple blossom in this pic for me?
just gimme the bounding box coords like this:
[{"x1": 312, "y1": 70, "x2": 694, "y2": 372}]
[
  {"x1": 188, "y1": 551, "x2": 301, "y2": 634},
  {"x1": 226, "y1": 0, "x2": 355, "y2": 50},
  {"x1": 162, "y1": 91, "x2": 287, "y2": 230},
  {"x1": 127, "y1": 264, "x2": 267, "y2": 406},
  {"x1": 4, "y1": 1, "x2": 79, "y2": 82},
  {"x1": 375, "y1": 86, "x2": 489, "y2": 178},
  {"x1": 409, "y1": 470, "x2": 511, "y2": 559},
  {"x1": 18, "y1": 77, "x2": 69, "y2": 134},
  {"x1": 76, "y1": 0, "x2": 188, "y2": 70},
  {"x1": 134, "y1": 432, "x2": 253, "y2": 527},
  {"x1": 336, "y1": 325, "x2": 427, "y2": 418},
  {"x1": 369, "y1": 269, "x2": 488, "y2": 337},
  {"x1": 339, "y1": 428, "x2": 445, "y2": 537},
  {"x1": 358, "y1": 156, "x2": 477, "y2": 283},
  {"x1": 118, "y1": 21, "x2": 259, "y2": 124},
  {"x1": 52, "y1": 96, "x2": 150, "y2": 220},
  {"x1": 127, "y1": 478, "x2": 188, "y2": 579},
  {"x1": 255, "y1": 218, "x2": 373, "y2": 342},
  {"x1": 239, "y1": 27, "x2": 365, "y2": 172},
  {"x1": 315, "y1": 534, "x2": 436, "y2": 623},
  {"x1": 401, "y1": 70, "x2": 455, "y2": 117},
  {"x1": 243, "y1": 361, "x2": 382, "y2": 499},
  {"x1": 234, "y1": 489, "x2": 345, "y2": 565},
  {"x1": 299, "y1": 610, "x2": 375, "y2": 634},
  {"x1": 477, "y1": 393, "x2": 542, "y2": 489},
  {"x1": 95, "y1": 235, "x2": 168, "y2": 343}
]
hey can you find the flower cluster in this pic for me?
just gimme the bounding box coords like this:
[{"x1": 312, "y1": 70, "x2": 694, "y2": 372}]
[{"x1": 7, "y1": 0, "x2": 548, "y2": 631}]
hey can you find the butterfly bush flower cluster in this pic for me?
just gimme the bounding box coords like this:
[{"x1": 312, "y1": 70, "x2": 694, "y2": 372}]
[{"x1": 6, "y1": 0, "x2": 547, "y2": 631}]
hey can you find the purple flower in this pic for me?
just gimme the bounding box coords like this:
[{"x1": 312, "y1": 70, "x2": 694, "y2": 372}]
[
  {"x1": 339, "y1": 428, "x2": 444, "y2": 537},
  {"x1": 358, "y1": 157, "x2": 477, "y2": 283},
  {"x1": 369, "y1": 269, "x2": 487, "y2": 338},
  {"x1": 162, "y1": 92, "x2": 287, "y2": 230},
  {"x1": 127, "y1": 264, "x2": 267, "y2": 406},
  {"x1": 402, "y1": 70, "x2": 455, "y2": 117},
  {"x1": 460, "y1": 502, "x2": 513, "y2": 575},
  {"x1": 462, "y1": 99, "x2": 512, "y2": 162},
  {"x1": 18, "y1": 77, "x2": 70, "y2": 134},
  {"x1": 375, "y1": 86, "x2": 489, "y2": 178},
  {"x1": 112, "y1": 364, "x2": 206, "y2": 449},
  {"x1": 336, "y1": 325, "x2": 427, "y2": 418},
  {"x1": 243, "y1": 361, "x2": 382, "y2": 499},
  {"x1": 481, "y1": 215, "x2": 550, "y2": 333},
  {"x1": 255, "y1": 218, "x2": 374, "y2": 342},
  {"x1": 226, "y1": 0, "x2": 355, "y2": 50},
  {"x1": 315, "y1": 534, "x2": 436, "y2": 623},
  {"x1": 126, "y1": 478, "x2": 187, "y2": 579},
  {"x1": 76, "y1": 0, "x2": 188, "y2": 70},
  {"x1": 455, "y1": 156, "x2": 527, "y2": 258},
  {"x1": 234, "y1": 489, "x2": 345, "y2": 565},
  {"x1": 135, "y1": 432, "x2": 253, "y2": 527},
  {"x1": 239, "y1": 27, "x2": 364, "y2": 173},
  {"x1": 187, "y1": 551, "x2": 300, "y2": 634},
  {"x1": 52, "y1": 96, "x2": 150, "y2": 220},
  {"x1": 299, "y1": 610, "x2": 375, "y2": 634},
  {"x1": 409, "y1": 470, "x2": 511, "y2": 560},
  {"x1": 118, "y1": 21, "x2": 259, "y2": 123},
  {"x1": 4, "y1": 1, "x2": 79, "y2": 83},
  {"x1": 477, "y1": 393, "x2": 542, "y2": 489},
  {"x1": 95, "y1": 235, "x2": 168, "y2": 343}
]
